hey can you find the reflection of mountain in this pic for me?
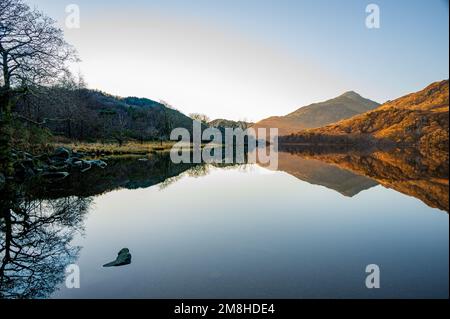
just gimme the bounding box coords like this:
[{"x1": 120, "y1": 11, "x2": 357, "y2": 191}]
[
  {"x1": 268, "y1": 151, "x2": 378, "y2": 197},
  {"x1": 279, "y1": 146, "x2": 449, "y2": 212}
]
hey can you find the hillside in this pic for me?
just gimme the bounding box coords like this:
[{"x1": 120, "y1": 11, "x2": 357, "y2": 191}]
[
  {"x1": 282, "y1": 80, "x2": 449, "y2": 151},
  {"x1": 14, "y1": 88, "x2": 196, "y2": 143},
  {"x1": 252, "y1": 91, "x2": 380, "y2": 136}
]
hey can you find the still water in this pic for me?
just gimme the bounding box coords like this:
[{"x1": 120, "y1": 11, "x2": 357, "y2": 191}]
[{"x1": 1, "y1": 149, "x2": 449, "y2": 298}]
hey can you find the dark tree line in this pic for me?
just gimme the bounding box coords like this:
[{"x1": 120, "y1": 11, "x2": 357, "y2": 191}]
[{"x1": 13, "y1": 74, "x2": 177, "y2": 144}]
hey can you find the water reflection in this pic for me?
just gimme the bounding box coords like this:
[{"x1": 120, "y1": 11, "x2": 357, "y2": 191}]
[
  {"x1": 265, "y1": 151, "x2": 379, "y2": 197},
  {"x1": 0, "y1": 146, "x2": 448, "y2": 298},
  {"x1": 29, "y1": 147, "x2": 449, "y2": 212},
  {"x1": 274, "y1": 145, "x2": 449, "y2": 212},
  {"x1": 0, "y1": 184, "x2": 91, "y2": 298},
  {"x1": 27, "y1": 151, "x2": 255, "y2": 198},
  {"x1": 0, "y1": 153, "x2": 246, "y2": 298},
  {"x1": 30, "y1": 153, "x2": 200, "y2": 198}
]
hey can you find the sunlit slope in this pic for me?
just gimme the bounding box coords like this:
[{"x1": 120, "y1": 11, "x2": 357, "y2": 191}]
[
  {"x1": 286, "y1": 80, "x2": 449, "y2": 150},
  {"x1": 252, "y1": 91, "x2": 380, "y2": 136}
]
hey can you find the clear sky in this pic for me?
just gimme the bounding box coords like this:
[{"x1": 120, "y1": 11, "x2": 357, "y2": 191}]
[{"x1": 29, "y1": 0, "x2": 449, "y2": 121}]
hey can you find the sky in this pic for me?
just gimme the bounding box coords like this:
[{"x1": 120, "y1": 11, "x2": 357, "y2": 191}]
[{"x1": 29, "y1": 0, "x2": 449, "y2": 121}]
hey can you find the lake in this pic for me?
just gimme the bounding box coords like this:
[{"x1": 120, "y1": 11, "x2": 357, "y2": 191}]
[{"x1": 0, "y1": 148, "x2": 448, "y2": 299}]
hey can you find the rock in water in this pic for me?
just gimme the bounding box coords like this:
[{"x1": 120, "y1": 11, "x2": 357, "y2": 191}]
[
  {"x1": 103, "y1": 248, "x2": 132, "y2": 267},
  {"x1": 85, "y1": 159, "x2": 107, "y2": 169},
  {"x1": 53, "y1": 147, "x2": 71, "y2": 160},
  {"x1": 41, "y1": 171, "x2": 70, "y2": 180}
]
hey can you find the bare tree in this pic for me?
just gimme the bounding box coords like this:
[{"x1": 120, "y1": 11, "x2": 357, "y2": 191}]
[
  {"x1": 159, "y1": 108, "x2": 173, "y2": 145},
  {"x1": 189, "y1": 113, "x2": 210, "y2": 124},
  {"x1": 0, "y1": 0, "x2": 77, "y2": 90},
  {"x1": 114, "y1": 111, "x2": 128, "y2": 146},
  {"x1": 0, "y1": 0, "x2": 77, "y2": 171},
  {"x1": 159, "y1": 99, "x2": 178, "y2": 111}
]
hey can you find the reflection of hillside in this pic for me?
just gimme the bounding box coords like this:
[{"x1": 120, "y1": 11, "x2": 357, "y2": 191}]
[
  {"x1": 279, "y1": 146, "x2": 449, "y2": 212},
  {"x1": 271, "y1": 152, "x2": 378, "y2": 197},
  {"x1": 28, "y1": 153, "x2": 245, "y2": 199},
  {"x1": 29, "y1": 154, "x2": 200, "y2": 199}
]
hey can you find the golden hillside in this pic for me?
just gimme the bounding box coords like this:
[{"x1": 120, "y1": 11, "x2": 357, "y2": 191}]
[{"x1": 283, "y1": 80, "x2": 449, "y2": 150}]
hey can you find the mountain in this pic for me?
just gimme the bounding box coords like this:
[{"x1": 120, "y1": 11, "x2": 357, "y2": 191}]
[
  {"x1": 208, "y1": 119, "x2": 253, "y2": 130},
  {"x1": 252, "y1": 91, "x2": 380, "y2": 136},
  {"x1": 282, "y1": 80, "x2": 449, "y2": 151}
]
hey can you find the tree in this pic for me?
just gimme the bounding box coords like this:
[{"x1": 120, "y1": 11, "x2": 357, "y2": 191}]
[
  {"x1": 0, "y1": 0, "x2": 77, "y2": 172},
  {"x1": 189, "y1": 113, "x2": 210, "y2": 124},
  {"x1": 159, "y1": 107, "x2": 173, "y2": 145},
  {"x1": 113, "y1": 111, "x2": 128, "y2": 146},
  {"x1": 0, "y1": 0, "x2": 77, "y2": 90}
]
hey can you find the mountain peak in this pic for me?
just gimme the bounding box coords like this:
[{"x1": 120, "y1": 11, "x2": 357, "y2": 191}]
[
  {"x1": 340, "y1": 91, "x2": 362, "y2": 99},
  {"x1": 252, "y1": 90, "x2": 380, "y2": 136}
]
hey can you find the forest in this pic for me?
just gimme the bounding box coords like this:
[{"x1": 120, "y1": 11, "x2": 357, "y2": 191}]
[{"x1": 12, "y1": 76, "x2": 195, "y2": 146}]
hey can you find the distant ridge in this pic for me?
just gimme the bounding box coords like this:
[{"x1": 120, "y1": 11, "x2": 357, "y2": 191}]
[{"x1": 251, "y1": 91, "x2": 380, "y2": 136}]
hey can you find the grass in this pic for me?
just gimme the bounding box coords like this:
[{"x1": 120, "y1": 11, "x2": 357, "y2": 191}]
[{"x1": 51, "y1": 140, "x2": 179, "y2": 155}]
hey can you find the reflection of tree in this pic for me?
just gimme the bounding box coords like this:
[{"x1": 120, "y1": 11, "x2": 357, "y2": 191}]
[
  {"x1": 187, "y1": 165, "x2": 211, "y2": 178},
  {"x1": 0, "y1": 185, "x2": 91, "y2": 298},
  {"x1": 158, "y1": 174, "x2": 184, "y2": 190},
  {"x1": 158, "y1": 164, "x2": 208, "y2": 190},
  {"x1": 213, "y1": 163, "x2": 251, "y2": 172},
  {"x1": 158, "y1": 162, "x2": 250, "y2": 191}
]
